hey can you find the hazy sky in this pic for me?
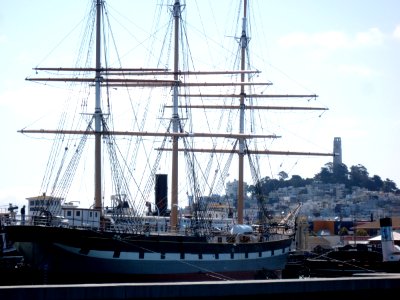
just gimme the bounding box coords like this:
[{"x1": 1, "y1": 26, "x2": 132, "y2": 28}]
[{"x1": 1, "y1": 0, "x2": 400, "y2": 210}]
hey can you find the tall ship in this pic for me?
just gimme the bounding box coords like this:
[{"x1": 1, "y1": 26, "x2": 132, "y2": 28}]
[{"x1": 5, "y1": 0, "x2": 333, "y2": 283}]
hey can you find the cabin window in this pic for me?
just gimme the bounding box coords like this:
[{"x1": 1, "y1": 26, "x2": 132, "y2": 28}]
[
  {"x1": 230, "y1": 252, "x2": 234, "y2": 259},
  {"x1": 30, "y1": 200, "x2": 34, "y2": 206},
  {"x1": 161, "y1": 253, "x2": 165, "y2": 259},
  {"x1": 217, "y1": 237, "x2": 222, "y2": 243},
  {"x1": 180, "y1": 252, "x2": 185, "y2": 259},
  {"x1": 113, "y1": 250, "x2": 120, "y2": 258},
  {"x1": 215, "y1": 253, "x2": 219, "y2": 259},
  {"x1": 76, "y1": 211, "x2": 81, "y2": 217},
  {"x1": 139, "y1": 252, "x2": 144, "y2": 259},
  {"x1": 66, "y1": 211, "x2": 72, "y2": 217},
  {"x1": 245, "y1": 252, "x2": 248, "y2": 259},
  {"x1": 89, "y1": 212, "x2": 93, "y2": 218},
  {"x1": 258, "y1": 251, "x2": 262, "y2": 257},
  {"x1": 271, "y1": 250, "x2": 274, "y2": 256},
  {"x1": 198, "y1": 253, "x2": 203, "y2": 259}
]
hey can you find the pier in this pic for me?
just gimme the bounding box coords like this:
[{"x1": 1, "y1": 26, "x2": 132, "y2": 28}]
[{"x1": 1, "y1": 274, "x2": 400, "y2": 300}]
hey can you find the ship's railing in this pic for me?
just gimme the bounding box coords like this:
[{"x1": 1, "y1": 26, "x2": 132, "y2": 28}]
[
  {"x1": 0, "y1": 212, "x2": 19, "y2": 226},
  {"x1": 2, "y1": 213, "x2": 102, "y2": 232},
  {"x1": 102, "y1": 214, "x2": 236, "y2": 235}
]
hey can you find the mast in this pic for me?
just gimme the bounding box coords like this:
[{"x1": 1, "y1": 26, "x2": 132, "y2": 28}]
[
  {"x1": 237, "y1": 0, "x2": 248, "y2": 224},
  {"x1": 170, "y1": 0, "x2": 182, "y2": 230},
  {"x1": 22, "y1": 1, "x2": 334, "y2": 225},
  {"x1": 94, "y1": 0, "x2": 103, "y2": 212}
]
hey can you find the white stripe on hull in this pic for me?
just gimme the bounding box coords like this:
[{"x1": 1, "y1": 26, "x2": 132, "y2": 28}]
[{"x1": 54, "y1": 243, "x2": 288, "y2": 261}]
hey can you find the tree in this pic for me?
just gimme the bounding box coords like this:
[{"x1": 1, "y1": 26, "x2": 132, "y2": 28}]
[
  {"x1": 383, "y1": 179, "x2": 397, "y2": 193},
  {"x1": 332, "y1": 163, "x2": 349, "y2": 185},
  {"x1": 356, "y1": 228, "x2": 368, "y2": 236},
  {"x1": 367, "y1": 175, "x2": 383, "y2": 191},
  {"x1": 339, "y1": 227, "x2": 348, "y2": 236},
  {"x1": 289, "y1": 175, "x2": 304, "y2": 187},
  {"x1": 349, "y1": 164, "x2": 369, "y2": 188},
  {"x1": 315, "y1": 165, "x2": 332, "y2": 183},
  {"x1": 247, "y1": 162, "x2": 399, "y2": 197}
]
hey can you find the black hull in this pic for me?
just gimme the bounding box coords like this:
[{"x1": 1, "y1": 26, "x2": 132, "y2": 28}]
[{"x1": 6, "y1": 225, "x2": 292, "y2": 283}]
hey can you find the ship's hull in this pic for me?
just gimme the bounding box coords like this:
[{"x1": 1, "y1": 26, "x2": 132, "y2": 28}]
[{"x1": 6, "y1": 225, "x2": 292, "y2": 283}]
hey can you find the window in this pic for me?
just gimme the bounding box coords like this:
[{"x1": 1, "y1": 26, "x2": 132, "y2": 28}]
[{"x1": 76, "y1": 211, "x2": 81, "y2": 217}]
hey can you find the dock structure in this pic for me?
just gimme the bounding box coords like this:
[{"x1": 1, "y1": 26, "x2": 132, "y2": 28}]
[{"x1": 1, "y1": 275, "x2": 400, "y2": 300}]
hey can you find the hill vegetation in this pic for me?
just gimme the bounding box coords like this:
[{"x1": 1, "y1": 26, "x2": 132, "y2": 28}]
[{"x1": 249, "y1": 162, "x2": 399, "y2": 195}]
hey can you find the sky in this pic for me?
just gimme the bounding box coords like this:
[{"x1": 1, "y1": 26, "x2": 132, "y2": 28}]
[{"x1": 1, "y1": 0, "x2": 400, "y2": 211}]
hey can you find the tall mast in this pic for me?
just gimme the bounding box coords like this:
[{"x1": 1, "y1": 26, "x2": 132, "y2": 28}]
[
  {"x1": 94, "y1": 0, "x2": 103, "y2": 212},
  {"x1": 237, "y1": 0, "x2": 248, "y2": 224},
  {"x1": 170, "y1": 0, "x2": 182, "y2": 230}
]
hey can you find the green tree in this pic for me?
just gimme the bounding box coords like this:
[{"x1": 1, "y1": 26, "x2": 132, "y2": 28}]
[
  {"x1": 315, "y1": 164, "x2": 332, "y2": 183},
  {"x1": 383, "y1": 179, "x2": 398, "y2": 192},
  {"x1": 349, "y1": 164, "x2": 369, "y2": 188},
  {"x1": 332, "y1": 163, "x2": 349, "y2": 185},
  {"x1": 356, "y1": 229, "x2": 368, "y2": 236},
  {"x1": 339, "y1": 227, "x2": 349, "y2": 236},
  {"x1": 289, "y1": 175, "x2": 304, "y2": 187},
  {"x1": 367, "y1": 175, "x2": 383, "y2": 191}
]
